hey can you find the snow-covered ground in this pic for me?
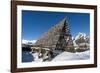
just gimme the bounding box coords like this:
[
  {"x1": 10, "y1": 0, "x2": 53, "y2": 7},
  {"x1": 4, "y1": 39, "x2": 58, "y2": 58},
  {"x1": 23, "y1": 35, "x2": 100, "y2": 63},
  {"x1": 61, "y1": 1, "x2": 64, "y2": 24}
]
[
  {"x1": 32, "y1": 52, "x2": 43, "y2": 62},
  {"x1": 52, "y1": 50, "x2": 90, "y2": 61},
  {"x1": 22, "y1": 50, "x2": 90, "y2": 62},
  {"x1": 32, "y1": 50, "x2": 90, "y2": 62}
]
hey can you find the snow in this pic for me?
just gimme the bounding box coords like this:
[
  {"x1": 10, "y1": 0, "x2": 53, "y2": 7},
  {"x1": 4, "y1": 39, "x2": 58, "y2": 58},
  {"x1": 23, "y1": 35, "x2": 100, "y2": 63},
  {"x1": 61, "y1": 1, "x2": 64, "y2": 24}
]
[
  {"x1": 30, "y1": 50, "x2": 90, "y2": 62},
  {"x1": 74, "y1": 32, "x2": 86, "y2": 41},
  {"x1": 73, "y1": 32, "x2": 90, "y2": 47},
  {"x1": 32, "y1": 53, "x2": 43, "y2": 62},
  {"x1": 22, "y1": 39, "x2": 37, "y2": 44},
  {"x1": 22, "y1": 47, "x2": 90, "y2": 62},
  {"x1": 52, "y1": 50, "x2": 90, "y2": 61}
]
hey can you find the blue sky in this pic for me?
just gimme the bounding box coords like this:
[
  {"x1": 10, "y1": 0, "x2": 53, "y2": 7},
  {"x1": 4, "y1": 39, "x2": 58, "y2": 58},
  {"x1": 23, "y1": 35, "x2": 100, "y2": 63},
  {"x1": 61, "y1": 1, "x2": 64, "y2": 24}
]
[{"x1": 22, "y1": 10, "x2": 90, "y2": 40}]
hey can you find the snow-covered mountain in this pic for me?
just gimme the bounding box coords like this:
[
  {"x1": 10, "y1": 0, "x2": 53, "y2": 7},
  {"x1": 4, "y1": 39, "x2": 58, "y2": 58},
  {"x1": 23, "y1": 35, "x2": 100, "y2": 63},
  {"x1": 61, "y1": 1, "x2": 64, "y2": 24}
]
[
  {"x1": 22, "y1": 33, "x2": 90, "y2": 62},
  {"x1": 74, "y1": 32, "x2": 90, "y2": 42},
  {"x1": 73, "y1": 32, "x2": 90, "y2": 46},
  {"x1": 74, "y1": 32, "x2": 86, "y2": 41},
  {"x1": 22, "y1": 39, "x2": 37, "y2": 44}
]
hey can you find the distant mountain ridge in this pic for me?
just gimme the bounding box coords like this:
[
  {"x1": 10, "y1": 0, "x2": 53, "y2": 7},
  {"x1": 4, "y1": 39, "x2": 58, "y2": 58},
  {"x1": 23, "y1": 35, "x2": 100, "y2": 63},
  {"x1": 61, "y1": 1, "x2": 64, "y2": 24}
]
[
  {"x1": 22, "y1": 32, "x2": 90, "y2": 46},
  {"x1": 74, "y1": 32, "x2": 87, "y2": 41},
  {"x1": 73, "y1": 32, "x2": 89, "y2": 44},
  {"x1": 22, "y1": 39, "x2": 37, "y2": 44}
]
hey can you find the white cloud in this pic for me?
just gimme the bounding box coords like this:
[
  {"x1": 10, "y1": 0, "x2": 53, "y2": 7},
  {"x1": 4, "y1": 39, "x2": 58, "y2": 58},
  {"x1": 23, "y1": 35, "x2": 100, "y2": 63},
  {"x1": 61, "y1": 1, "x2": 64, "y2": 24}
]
[{"x1": 22, "y1": 39, "x2": 37, "y2": 44}]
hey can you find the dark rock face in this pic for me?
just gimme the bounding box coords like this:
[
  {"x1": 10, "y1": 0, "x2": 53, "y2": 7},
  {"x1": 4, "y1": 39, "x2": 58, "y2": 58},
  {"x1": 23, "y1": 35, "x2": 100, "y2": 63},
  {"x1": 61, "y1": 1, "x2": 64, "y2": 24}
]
[
  {"x1": 27, "y1": 17, "x2": 75, "y2": 62},
  {"x1": 35, "y1": 17, "x2": 73, "y2": 51}
]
